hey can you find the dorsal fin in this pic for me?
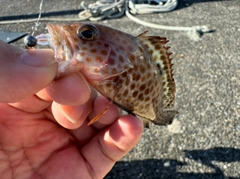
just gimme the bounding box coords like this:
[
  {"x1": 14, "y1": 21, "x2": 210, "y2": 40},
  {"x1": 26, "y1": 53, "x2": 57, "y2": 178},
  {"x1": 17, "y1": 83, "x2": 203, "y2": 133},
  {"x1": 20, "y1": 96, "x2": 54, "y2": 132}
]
[{"x1": 137, "y1": 32, "x2": 176, "y2": 108}]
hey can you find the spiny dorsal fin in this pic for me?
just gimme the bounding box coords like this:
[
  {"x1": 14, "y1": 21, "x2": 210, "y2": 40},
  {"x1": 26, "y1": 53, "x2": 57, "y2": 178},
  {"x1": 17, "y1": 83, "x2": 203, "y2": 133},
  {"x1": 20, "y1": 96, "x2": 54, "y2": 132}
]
[{"x1": 137, "y1": 32, "x2": 176, "y2": 108}]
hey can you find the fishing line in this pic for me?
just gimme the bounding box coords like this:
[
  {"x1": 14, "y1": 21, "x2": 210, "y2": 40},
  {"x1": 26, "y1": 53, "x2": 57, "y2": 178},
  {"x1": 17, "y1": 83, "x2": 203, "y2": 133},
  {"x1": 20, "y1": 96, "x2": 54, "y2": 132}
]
[
  {"x1": 24, "y1": 0, "x2": 44, "y2": 48},
  {"x1": 31, "y1": 0, "x2": 44, "y2": 36}
]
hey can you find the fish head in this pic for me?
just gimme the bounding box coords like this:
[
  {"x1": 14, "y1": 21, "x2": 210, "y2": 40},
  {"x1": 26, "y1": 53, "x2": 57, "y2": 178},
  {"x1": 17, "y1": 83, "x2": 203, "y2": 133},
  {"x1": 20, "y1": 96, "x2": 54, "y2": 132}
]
[{"x1": 46, "y1": 23, "x2": 135, "y2": 80}]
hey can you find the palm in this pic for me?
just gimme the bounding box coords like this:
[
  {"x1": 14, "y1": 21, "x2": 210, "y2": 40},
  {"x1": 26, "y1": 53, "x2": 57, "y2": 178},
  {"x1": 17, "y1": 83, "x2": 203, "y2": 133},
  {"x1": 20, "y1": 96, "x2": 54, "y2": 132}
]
[{"x1": 0, "y1": 103, "x2": 80, "y2": 178}]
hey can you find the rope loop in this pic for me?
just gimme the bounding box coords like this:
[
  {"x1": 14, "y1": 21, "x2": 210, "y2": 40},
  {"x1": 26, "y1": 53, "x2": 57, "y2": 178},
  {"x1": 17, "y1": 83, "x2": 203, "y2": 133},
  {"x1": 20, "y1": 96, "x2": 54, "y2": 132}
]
[
  {"x1": 0, "y1": 0, "x2": 212, "y2": 41},
  {"x1": 78, "y1": 0, "x2": 211, "y2": 40}
]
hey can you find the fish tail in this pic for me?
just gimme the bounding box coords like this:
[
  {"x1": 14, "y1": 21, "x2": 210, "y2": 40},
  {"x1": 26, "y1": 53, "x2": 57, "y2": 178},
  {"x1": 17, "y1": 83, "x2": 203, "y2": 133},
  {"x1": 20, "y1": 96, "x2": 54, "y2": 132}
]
[{"x1": 153, "y1": 110, "x2": 179, "y2": 126}]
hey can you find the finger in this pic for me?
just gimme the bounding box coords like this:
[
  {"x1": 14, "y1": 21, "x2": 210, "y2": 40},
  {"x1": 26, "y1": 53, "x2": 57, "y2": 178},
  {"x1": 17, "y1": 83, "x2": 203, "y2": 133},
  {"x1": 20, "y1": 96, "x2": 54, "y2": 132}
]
[
  {"x1": 51, "y1": 90, "x2": 97, "y2": 129},
  {"x1": 8, "y1": 94, "x2": 51, "y2": 113},
  {"x1": 69, "y1": 96, "x2": 120, "y2": 145},
  {"x1": 45, "y1": 72, "x2": 91, "y2": 106},
  {"x1": 0, "y1": 41, "x2": 58, "y2": 103},
  {"x1": 80, "y1": 115, "x2": 143, "y2": 179},
  {"x1": 51, "y1": 102, "x2": 88, "y2": 129}
]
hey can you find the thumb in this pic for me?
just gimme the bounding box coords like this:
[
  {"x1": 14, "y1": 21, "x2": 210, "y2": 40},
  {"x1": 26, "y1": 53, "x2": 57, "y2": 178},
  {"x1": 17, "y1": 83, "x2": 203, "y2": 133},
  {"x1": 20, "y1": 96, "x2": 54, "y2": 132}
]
[{"x1": 0, "y1": 41, "x2": 58, "y2": 103}]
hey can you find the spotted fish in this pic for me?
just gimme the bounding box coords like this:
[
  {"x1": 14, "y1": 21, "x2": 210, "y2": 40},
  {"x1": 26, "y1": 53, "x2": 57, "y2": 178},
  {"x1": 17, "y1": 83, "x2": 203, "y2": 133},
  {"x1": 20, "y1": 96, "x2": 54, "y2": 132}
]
[{"x1": 36, "y1": 22, "x2": 178, "y2": 127}]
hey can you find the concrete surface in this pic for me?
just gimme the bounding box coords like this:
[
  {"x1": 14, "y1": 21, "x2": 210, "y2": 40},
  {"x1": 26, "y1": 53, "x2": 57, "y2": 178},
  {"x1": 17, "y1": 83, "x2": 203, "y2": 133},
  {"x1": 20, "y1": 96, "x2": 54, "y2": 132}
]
[{"x1": 0, "y1": 0, "x2": 240, "y2": 178}]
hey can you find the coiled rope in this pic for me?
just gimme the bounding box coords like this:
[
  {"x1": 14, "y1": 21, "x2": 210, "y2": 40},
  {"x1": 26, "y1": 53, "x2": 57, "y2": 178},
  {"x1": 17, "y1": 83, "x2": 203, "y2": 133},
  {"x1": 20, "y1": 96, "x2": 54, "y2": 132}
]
[
  {"x1": 0, "y1": 0, "x2": 212, "y2": 41},
  {"x1": 78, "y1": 0, "x2": 211, "y2": 41}
]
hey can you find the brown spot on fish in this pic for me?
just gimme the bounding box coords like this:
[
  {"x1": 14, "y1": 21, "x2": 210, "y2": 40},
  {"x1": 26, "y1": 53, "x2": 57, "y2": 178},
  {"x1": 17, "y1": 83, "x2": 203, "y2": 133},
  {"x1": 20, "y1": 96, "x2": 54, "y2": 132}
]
[
  {"x1": 104, "y1": 43, "x2": 109, "y2": 48},
  {"x1": 144, "y1": 44, "x2": 149, "y2": 49},
  {"x1": 90, "y1": 49, "x2": 97, "y2": 53},
  {"x1": 129, "y1": 55, "x2": 135, "y2": 62},
  {"x1": 141, "y1": 76, "x2": 146, "y2": 82},
  {"x1": 96, "y1": 56, "x2": 103, "y2": 63},
  {"x1": 133, "y1": 64, "x2": 138, "y2": 71},
  {"x1": 145, "y1": 96, "x2": 150, "y2": 101},
  {"x1": 139, "y1": 46, "x2": 144, "y2": 53},
  {"x1": 149, "y1": 49, "x2": 154, "y2": 55},
  {"x1": 140, "y1": 84, "x2": 146, "y2": 91},
  {"x1": 80, "y1": 52, "x2": 85, "y2": 56},
  {"x1": 130, "y1": 83, "x2": 135, "y2": 90},
  {"x1": 144, "y1": 88, "x2": 150, "y2": 95},
  {"x1": 123, "y1": 89, "x2": 128, "y2": 96},
  {"x1": 132, "y1": 91, "x2": 138, "y2": 98},
  {"x1": 163, "y1": 87, "x2": 167, "y2": 92},
  {"x1": 125, "y1": 79, "x2": 130, "y2": 86},
  {"x1": 86, "y1": 57, "x2": 91, "y2": 63},
  {"x1": 106, "y1": 83, "x2": 111, "y2": 88},
  {"x1": 100, "y1": 50, "x2": 108, "y2": 56},
  {"x1": 81, "y1": 47, "x2": 87, "y2": 51},
  {"x1": 112, "y1": 68, "x2": 117, "y2": 74},
  {"x1": 121, "y1": 72, "x2": 127, "y2": 78},
  {"x1": 119, "y1": 55, "x2": 124, "y2": 63},
  {"x1": 155, "y1": 44, "x2": 161, "y2": 50},
  {"x1": 146, "y1": 72, "x2": 151, "y2": 78},
  {"x1": 73, "y1": 37, "x2": 78, "y2": 42},
  {"x1": 161, "y1": 55, "x2": 166, "y2": 60},
  {"x1": 140, "y1": 65, "x2": 145, "y2": 73},
  {"x1": 132, "y1": 73, "x2": 140, "y2": 81},
  {"x1": 121, "y1": 39, "x2": 127, "y2": 44},
  {"x1": 111, "y1": 50, "x2": 117, "y2": 56},
  {"x1": 138, "y1": 93, "x2": 144, "y2": 101},
  {"x1": 108, "y1": 58, "x2": 115, "y2": 65},
  {"x1": 124, "y1": 65, "x2": 130, "y2": 70}
]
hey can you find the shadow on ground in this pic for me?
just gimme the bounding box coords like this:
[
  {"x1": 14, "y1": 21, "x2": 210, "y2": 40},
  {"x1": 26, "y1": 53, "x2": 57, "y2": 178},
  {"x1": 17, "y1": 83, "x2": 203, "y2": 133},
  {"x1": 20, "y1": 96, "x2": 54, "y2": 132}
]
[{"x1": 105, "y1": 147, "x2": 240, "y2": 179}]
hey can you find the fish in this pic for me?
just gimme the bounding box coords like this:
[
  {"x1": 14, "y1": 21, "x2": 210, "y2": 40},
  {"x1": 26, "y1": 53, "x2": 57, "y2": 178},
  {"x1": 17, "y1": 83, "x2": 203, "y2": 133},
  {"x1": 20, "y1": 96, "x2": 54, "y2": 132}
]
[{"x1": 36, "y1": 22, "x2": 178, "y2": 127}]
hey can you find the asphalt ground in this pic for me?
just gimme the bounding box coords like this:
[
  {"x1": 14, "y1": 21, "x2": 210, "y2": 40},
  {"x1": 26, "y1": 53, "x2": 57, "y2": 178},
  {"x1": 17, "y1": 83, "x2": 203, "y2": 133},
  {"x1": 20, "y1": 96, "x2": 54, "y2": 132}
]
[{"x1": 0, "y1": 0, "x2": 240, "y2": 178}]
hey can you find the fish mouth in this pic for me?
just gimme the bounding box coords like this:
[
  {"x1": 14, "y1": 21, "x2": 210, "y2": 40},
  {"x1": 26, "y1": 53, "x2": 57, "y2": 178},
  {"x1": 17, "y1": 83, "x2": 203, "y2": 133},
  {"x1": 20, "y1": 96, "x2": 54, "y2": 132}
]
[
  {"x1": 35, "y1": 24, "x2": 84, "y2": 75},
  {"x1": 46, "y1": 24, "x2": 74, "y2": 62},
  {"x1": 35, "y1": 24, "x2": 74, "y2": 62}
]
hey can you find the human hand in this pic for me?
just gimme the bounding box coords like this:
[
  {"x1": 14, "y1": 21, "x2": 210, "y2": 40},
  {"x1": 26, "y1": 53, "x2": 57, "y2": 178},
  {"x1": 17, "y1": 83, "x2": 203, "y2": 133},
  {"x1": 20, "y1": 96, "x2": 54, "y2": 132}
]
[{"x1": 0, "y1": 41, "x2": 143, "y2": 179}]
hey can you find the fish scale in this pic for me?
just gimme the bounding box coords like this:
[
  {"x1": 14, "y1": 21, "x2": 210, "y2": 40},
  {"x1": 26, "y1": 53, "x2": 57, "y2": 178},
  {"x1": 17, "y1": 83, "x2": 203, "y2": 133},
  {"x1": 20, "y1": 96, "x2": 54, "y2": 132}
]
[{"x1": 36, "y1": 22, "x2": 178, "y2": 127}]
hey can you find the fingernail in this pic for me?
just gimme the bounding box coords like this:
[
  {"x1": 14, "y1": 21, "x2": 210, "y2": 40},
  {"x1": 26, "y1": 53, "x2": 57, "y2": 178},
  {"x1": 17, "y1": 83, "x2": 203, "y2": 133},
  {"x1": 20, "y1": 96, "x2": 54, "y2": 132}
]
[
  {"x1": 21, "y1": 49, "x2": 56, "y2": 67},
  {"x1": 58, "y1": 105, "x2": 77, "y2": 124}
]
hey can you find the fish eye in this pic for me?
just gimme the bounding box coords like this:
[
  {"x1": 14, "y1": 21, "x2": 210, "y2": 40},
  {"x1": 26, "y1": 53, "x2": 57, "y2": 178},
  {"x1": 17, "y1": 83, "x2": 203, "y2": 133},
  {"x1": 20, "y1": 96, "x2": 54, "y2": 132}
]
[{"x1": 77, "y1": 24, "x2": 99, "y2": 41}]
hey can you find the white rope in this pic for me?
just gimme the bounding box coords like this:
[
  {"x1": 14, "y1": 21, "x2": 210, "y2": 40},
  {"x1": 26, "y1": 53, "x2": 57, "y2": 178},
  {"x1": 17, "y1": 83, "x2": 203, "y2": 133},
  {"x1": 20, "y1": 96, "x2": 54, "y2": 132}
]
[
  {"x1": 0, "y1": 0, "x2": 212, "y2": 41},
  {"x1": 79, "y1": 0, "x2": 126, "y2": 21},
  {"x1": 128, "y1": 0, "x2": 178, "y2": 14},
  {"x1": 78, "y1": 0, "x2": 211, "y2": 41},
  {"x1": 125, "y1": 1, "x2": 211, "y2": 41}
]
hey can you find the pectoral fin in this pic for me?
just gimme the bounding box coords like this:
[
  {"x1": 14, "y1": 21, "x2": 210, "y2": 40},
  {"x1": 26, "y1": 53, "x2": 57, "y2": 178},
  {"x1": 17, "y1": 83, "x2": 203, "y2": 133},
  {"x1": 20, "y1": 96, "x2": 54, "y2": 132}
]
[{"x1": 88, "y1": 80, "x2": 123, "y2": 125}]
